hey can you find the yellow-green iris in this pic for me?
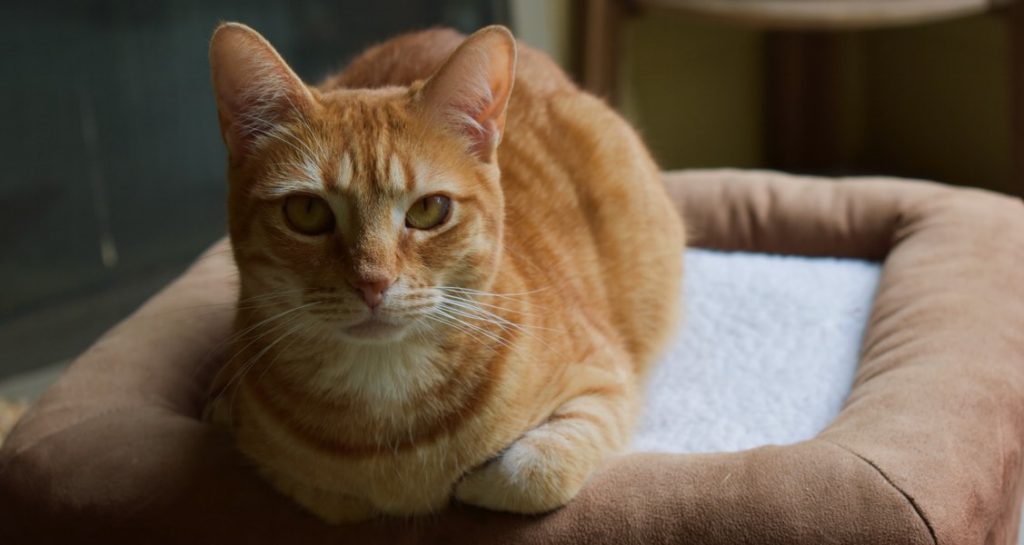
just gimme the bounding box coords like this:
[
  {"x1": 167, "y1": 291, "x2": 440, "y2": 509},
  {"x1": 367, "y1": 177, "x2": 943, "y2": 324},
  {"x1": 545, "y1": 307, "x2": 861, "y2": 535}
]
[
  {"x1": 283, "y1": 195, "x2": 334, "y2": 235},
  {"x1": 406, "y1": 194, "x2": 451, "y2": 230}
]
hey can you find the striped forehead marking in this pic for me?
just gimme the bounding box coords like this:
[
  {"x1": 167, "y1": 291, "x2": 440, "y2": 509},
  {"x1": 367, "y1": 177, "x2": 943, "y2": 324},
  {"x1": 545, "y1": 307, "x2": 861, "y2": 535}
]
[
  {"x1": 387, "y1": 154, "x2": 410, "y2": 193},
  {"x1": 336, "y1": 152, "x2": 353, "y2": 191}
]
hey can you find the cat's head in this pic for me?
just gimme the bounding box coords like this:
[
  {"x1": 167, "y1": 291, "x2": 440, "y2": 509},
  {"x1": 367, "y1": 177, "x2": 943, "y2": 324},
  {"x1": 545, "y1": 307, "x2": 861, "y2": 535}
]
[{"x1": 210, "y1": 23, "x2": 516, "y2": 345}]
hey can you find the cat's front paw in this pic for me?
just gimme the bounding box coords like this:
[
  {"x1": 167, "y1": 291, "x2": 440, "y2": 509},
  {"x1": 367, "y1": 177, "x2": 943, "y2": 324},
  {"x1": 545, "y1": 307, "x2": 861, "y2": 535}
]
[{"x1": 454, "y1": 435, "x2": 588, "y2": 514}]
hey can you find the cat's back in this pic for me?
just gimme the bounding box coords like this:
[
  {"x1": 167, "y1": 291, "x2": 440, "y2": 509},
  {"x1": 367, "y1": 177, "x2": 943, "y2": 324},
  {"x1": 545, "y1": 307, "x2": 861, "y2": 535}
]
[{"x1": 322, "y1": 28, "x2": 574, "y2": 100}]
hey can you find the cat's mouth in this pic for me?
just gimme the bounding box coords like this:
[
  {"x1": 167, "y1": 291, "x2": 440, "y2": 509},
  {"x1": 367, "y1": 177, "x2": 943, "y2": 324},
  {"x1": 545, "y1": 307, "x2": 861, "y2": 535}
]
[{"x1": 342, "y1": 317, "x2": 407, "y2": 342}]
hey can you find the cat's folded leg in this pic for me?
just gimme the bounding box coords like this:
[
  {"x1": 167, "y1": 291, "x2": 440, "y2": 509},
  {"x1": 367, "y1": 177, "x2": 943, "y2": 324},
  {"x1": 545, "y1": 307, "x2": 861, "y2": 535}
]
[
  {"x1": 296, "y1": 490, "x2": 376, "y2": 525},
  {"x1": 262, "y1": 469, "x2": 377, "y2": 524},
  {"x1": 453, "y1": 383, "x2": 631, "y2": 514}
]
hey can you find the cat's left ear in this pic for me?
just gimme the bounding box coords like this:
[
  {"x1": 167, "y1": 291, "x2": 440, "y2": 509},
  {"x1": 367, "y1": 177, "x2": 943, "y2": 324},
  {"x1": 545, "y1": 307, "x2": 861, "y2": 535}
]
[
  {"x1": 417, "y1": 26, "x2": 517, "y2": 163},
  {"x1": 209, "y1": 22, "x2": 315, "y2": 164}
]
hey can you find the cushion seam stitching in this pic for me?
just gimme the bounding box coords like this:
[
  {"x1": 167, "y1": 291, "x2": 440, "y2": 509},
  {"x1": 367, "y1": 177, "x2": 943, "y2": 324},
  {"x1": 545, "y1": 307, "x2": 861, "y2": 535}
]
[
  {"x1": 823, "y1": 439, "x2": 938, "y2": 545},
  {"x1": 1, "y1": 404, "x2": 144, "y2": 463}
]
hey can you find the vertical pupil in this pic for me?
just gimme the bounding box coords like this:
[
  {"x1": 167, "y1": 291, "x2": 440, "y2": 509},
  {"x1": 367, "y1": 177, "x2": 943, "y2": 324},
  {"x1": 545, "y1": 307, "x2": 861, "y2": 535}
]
[{"x1": 305, "y1": 198, "x2": 315, "y2": 215}]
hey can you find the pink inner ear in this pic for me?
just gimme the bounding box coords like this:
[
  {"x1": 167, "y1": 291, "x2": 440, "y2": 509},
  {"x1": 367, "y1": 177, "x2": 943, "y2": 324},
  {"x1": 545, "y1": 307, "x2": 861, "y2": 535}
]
[
  {"x1": 230, "y1": 86, "x2": 295, "y2": 140},
  {"x1": 220, "y1": 71, "x2": 309, "y2": 158},
  {"x1": 466, "y1": 119, "x2": 500, "y2": 160},
  {"x1": 442, "y1": 83, "x2": 500, "y2": 158},
  {"x1": 220, "y1": 94, "x2": 282, "y2": 159}
]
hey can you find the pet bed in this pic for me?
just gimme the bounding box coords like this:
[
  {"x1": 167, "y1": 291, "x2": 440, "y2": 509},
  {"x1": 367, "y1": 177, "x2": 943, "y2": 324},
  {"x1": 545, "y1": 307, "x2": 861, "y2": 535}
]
[
  {"x1": 632, "y1": 248, "x2": 880, "y2": 454},
  {"x1": 1, "y1": 169, "x2": 1022, "y2": 544}
]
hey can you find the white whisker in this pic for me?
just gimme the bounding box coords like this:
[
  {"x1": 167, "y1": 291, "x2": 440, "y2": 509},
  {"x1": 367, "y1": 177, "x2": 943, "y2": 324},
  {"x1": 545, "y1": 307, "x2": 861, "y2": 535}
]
[
  {"x1": 226, "y1": 301, "x2": 320, "y2": 348},
  {"x1": 434, "y1": 307, "x2": 516, "y2": 350},
  {"x1": 424, "y1": 313, "x2": 503, "y2": 354},
  {"x1": 206, "y1": 301, "x2": 320, "y2": 401}
]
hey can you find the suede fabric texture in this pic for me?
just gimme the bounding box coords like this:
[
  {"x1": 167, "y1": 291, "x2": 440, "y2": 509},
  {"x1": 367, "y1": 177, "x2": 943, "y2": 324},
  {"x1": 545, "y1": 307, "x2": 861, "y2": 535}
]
[
  {"x1": 1, "y1": 169, "x2": 1022, "y2": 545},
  {"x1": 639, "y1": 0, "x2": 999, "y2": 30}
]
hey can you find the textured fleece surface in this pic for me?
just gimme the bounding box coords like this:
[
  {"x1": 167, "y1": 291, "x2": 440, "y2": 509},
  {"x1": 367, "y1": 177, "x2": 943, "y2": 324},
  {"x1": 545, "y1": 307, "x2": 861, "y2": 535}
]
[
  {"x1": 1, "y1": 170, "x2": 1022, "y2": 545},
  {"x1": 632, "y1": 249, "x2": 880, "y2": 454}
]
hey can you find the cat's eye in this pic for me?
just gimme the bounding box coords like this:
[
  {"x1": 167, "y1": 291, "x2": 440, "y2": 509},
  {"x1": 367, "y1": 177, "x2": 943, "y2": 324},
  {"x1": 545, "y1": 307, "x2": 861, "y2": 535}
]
[
  {"x1": 406, "y1": 194, "x2": 451, "y2": 230},
  {"x1": 283, "y1": 195, "x2": 335, "y2": 235}
]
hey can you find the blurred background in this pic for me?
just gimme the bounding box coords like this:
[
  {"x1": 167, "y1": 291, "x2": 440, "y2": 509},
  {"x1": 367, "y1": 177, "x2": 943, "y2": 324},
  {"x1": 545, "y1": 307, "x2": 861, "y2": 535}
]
[{"x1": 1, "y1": 0, "x2": 1022, "y2": 385}]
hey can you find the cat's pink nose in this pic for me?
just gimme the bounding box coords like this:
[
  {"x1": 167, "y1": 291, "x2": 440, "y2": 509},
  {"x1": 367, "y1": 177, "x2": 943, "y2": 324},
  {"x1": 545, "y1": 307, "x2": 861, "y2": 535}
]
[{"x1": 350, "y1": 278, "x2": 392, "y2": 309}]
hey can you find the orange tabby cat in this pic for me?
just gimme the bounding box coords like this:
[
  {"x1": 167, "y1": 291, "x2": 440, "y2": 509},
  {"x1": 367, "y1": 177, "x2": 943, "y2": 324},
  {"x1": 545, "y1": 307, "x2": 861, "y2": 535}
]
[{"x1": 205, "y1": 22, "x2": 684, "y2": 523}]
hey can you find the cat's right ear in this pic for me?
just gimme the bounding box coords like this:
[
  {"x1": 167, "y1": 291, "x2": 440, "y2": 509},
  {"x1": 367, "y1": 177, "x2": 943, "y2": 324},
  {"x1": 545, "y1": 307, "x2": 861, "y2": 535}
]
[
  {"x1": 209, "y1": 23, "x2": 314, "y2": 164},
  {"x1": 416, "y1": 26, "x2": 517, "y2": 164}
]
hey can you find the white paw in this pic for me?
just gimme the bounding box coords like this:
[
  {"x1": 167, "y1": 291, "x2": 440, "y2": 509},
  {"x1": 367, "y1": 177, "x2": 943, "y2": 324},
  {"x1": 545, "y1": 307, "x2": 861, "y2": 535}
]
[{"x1": 454, "y1": 435, "x2": 584, "y2": 514}]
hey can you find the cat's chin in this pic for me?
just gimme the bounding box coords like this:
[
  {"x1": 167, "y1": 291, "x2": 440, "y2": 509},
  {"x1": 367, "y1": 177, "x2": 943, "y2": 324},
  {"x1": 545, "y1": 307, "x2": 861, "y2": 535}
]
[{"x1": 339, "y1": 318, "x2": 409, "y2": 344}]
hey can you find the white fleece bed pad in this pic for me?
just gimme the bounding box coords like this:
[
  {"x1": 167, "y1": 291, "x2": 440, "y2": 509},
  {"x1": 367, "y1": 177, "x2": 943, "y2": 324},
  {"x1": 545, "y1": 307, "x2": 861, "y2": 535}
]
[{"x1": 630, "y1": 249, "x2": 882, "y2": 454}]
